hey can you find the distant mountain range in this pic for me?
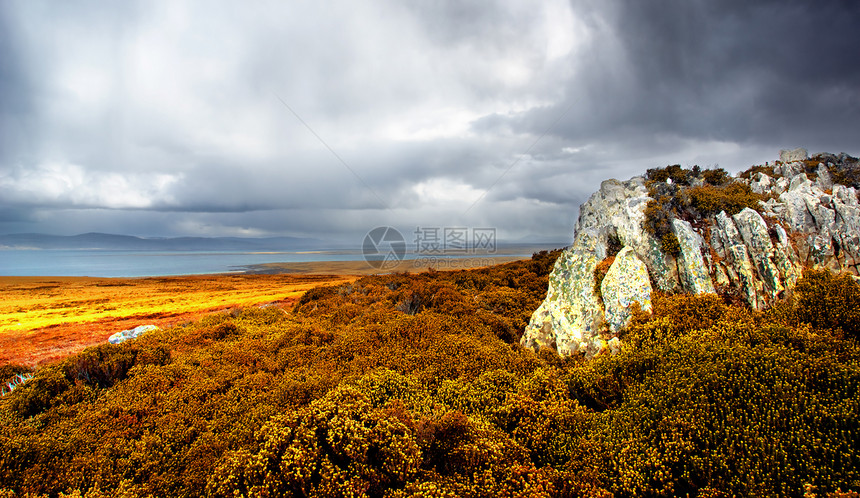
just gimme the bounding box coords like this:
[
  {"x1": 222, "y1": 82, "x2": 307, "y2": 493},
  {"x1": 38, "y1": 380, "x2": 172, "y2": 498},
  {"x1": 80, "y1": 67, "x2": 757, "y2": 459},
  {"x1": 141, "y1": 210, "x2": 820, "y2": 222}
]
[{"x1": 0, "y1": 232, "x2": 330, "y2": 251}]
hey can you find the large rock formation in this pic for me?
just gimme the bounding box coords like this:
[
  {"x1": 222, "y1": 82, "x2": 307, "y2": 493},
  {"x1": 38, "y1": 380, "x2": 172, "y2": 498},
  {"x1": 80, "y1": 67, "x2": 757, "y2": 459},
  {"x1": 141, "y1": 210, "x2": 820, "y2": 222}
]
[{"x1": 523, "y1": 150, "x2": 860, "y2": 357}]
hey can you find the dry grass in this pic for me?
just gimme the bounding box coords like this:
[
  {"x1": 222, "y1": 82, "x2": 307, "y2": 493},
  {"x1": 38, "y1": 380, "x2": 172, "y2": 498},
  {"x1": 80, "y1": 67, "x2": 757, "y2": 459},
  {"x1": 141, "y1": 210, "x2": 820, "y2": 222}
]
[
  {"x1": 0, "y1": 256, "x2": 531, "y2": 367},
  {"x1": 0, "y1": 273, "x2": 355, "y2": 366}
]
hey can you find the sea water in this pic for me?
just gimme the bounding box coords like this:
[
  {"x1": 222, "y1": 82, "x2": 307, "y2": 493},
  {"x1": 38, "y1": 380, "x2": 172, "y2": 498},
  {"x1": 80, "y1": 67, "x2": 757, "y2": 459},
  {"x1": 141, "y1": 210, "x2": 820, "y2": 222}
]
[
  {"x1": 0, "y1": 246, "x2": 551, "y2": 278},
  {"x1": 0, "y1": 249, "x2": 363, "y2": 277}
]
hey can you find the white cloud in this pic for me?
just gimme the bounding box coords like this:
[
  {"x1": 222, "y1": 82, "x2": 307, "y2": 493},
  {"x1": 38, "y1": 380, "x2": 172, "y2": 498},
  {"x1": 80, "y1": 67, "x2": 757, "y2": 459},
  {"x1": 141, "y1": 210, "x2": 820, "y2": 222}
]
[
  {"x1": 0, "y1": 163, "x2": 181, "y2": 209},
  {"x1": 411, "y1": 177, "x2": 485, "y2": 207},
  {"x1": 543, "y1": 0, "x2": 583, "y2": 61}
]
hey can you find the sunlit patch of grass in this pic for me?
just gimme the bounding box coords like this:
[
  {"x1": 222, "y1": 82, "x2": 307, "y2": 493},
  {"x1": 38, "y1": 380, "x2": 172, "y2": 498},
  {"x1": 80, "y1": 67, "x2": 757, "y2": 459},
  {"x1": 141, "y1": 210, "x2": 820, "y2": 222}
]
[
  {"x1": 0, "y1": 274, "x2": 356, "y2": 366},
  {"x1": 0, "y1": 274, "x2": 354, "y2": 333}
]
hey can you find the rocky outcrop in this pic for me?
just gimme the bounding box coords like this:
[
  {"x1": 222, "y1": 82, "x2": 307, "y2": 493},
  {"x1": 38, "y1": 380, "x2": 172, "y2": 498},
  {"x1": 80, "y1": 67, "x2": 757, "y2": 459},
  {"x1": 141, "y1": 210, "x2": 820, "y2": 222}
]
[
  {"x1": 523, "y1": 150, "x2": 860, "y2": 357},
  {"x1": 109, "y1": 324, "x2": 159, "y2": 345},
  {"x1": 601, "y1": 247, "x2": 652, "y2": 334},
  {"x1": 522, "y1": 178, "x2": 673, "y2": 356},
  {"x1": 673, "y1": 218, "x2": 716, "y2": 295}
]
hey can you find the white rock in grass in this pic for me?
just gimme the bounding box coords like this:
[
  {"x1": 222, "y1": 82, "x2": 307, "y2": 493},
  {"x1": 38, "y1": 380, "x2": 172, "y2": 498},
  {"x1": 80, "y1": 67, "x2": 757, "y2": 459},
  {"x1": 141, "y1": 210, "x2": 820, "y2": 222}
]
[{"x1": 108, "y1": 324, "x2": 159, "y2": 345}]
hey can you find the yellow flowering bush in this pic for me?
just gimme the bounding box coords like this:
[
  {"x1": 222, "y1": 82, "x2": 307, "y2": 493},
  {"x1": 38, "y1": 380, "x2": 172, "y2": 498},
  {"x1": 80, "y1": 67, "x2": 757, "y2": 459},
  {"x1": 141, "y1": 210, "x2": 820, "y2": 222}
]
[{"x1": 1, "y1": 253, "x2": 859, "y2": 496}]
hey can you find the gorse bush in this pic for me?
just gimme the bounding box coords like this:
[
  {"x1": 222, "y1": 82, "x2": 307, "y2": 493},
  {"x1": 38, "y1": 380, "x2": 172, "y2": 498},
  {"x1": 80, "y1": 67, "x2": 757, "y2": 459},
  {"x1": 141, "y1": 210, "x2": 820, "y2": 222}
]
[
  {"x1": 770, "y1": 267, "x2": 860, "y2": 339},
  {"x1": 645, "y1": 164, "x2": 692, "y2": 186},
  {"x1": 66, "y1": 342, "x2": 139, "y2": 389},
  {"x1": 1, "y1": 252, "x2": 859, "y2": 496},
  {"x1": 794, "y1": 268, "x2": 860, "y2": 338},
  {"x1": 700, "y1": 167, "x2": 730, "y2": 185},
  {"x1": 643, "y1": 163, "x2": 771, "y2": 265},
  {"x1": 0, "y1": 365, "x2": 32, "y2": 397},
  {"x1": 644, "y1": 164, "x2": 767, "y2": 238},
  {"x1": 736, "y1": 152, "x2": 860, "y2": 191},
  {"x1": 206, "y1": 385, "x2": 423, "y2": 497},
  {"x1": 687, "y1": 181, "x2": 765, "y2": 217},
  {"x1": 738, "y1": 164, "x2": 776, "y2": 180},
  {"x1": 0, "y1": 365, "x2": 31, "y2": 386},
  {"x1": 806, "y1": 153, "x2": 860, "y2": 190}
]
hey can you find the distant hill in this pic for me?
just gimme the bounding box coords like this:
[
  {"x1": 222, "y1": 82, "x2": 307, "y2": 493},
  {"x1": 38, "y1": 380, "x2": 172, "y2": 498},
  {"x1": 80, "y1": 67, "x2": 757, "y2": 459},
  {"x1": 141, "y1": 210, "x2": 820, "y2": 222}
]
[{"x1": 0, "y1": 232, "x2": 327, "y2": 251}]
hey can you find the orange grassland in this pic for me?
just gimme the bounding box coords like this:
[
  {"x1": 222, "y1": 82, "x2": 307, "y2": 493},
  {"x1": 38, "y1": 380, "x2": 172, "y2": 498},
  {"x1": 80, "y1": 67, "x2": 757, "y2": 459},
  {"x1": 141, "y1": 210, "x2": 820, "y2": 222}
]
[{"x1": 0, "y1": 273, "x2": 356, "y2": 367}]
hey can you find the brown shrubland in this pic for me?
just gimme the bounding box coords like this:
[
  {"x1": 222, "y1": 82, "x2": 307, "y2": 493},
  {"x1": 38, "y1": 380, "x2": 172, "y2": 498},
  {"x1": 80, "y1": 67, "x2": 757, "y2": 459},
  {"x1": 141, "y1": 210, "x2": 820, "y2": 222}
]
[{"x1": 1, "y1": 250, "x2": 859, "y2": 496}]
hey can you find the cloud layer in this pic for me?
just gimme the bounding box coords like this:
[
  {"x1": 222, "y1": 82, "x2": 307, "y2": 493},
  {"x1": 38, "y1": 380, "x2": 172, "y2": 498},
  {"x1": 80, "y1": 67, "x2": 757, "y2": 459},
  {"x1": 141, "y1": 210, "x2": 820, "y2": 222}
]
[{"x1": 1, "y1": 0, "x2": 857, "y2": 243}]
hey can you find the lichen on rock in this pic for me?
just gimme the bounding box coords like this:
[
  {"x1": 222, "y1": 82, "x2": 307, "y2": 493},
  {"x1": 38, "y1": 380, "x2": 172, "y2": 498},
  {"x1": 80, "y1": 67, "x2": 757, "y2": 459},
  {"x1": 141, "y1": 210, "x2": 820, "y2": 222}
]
[
  {"x1": 523, "y1": 149, "x2": 860, "y2": 357},
  {"x1": 672, "y1": 218, "x2": 715, "y2": 295},
  {"x1": 600, "y1": 247, "x2": 652, "y2": 334},
  {"x1": 522, "y1": 178, "x2": 657, "y2": 356}
]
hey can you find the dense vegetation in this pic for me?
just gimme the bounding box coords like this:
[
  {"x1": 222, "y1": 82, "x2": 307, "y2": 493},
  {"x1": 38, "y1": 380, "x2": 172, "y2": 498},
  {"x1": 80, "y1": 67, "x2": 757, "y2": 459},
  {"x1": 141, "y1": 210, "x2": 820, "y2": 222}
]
[
  {"x1": 798, "y1": 153, "x2": 860, "y2": 190},
  {"x1": 643, "y1": 164, "x2": 769, "y2": 256},
  {"x1": 1, "y1": 251, "x2": 859, "y2": 497},
  {"x1": 642, "y1": 155, "x2": 860, "y2": 262}
]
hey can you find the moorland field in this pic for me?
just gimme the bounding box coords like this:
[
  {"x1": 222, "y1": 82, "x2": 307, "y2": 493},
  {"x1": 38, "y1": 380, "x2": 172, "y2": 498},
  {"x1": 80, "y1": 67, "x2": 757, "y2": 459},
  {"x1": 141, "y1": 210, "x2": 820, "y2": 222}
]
[
  {"x1": 0, "y1": 273, "x2": 355, "y2": 367},
  {"x1": 0, "y1": 251, "x2": 859, "y2": 496},
  {"x1": 0, "y1": 256, "x2": 525, "y2": 367}
]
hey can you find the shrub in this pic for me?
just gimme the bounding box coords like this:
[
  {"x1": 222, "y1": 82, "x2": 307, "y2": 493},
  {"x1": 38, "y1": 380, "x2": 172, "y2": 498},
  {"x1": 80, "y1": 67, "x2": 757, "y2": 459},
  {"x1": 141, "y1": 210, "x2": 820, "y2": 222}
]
[
  {"x1": 0, "y1": 365, "x2": 33, "y2": 396},
  {"x1": 397, "y1": 290, "x2": 425, "y2": 315},
  {"x1": 197, "y1": 321, "x2": 243, "y2": 341},
  {"x1": 206, "y1": 385, "x2": 422, "y2": 497},
  {"x1": 529, "y1": 249, "x2": 565, "y2": 277},
  {"x1": 660, "y1": 232, "x2": 681, "y2": 256},
  {"x1": 788, "y1": 268, "x2": 860, "y2": 338},
  {"x1": 831, "y1": 165, "x2": 860, "y2": 190},
  {"x1": 294, "y1": 284, "x2": 339, "y2": 309},
  {"x1": 701, "y1": 167, "x2": 731, "y2": 185},
  {"x1": 3, "y1": 250, "x2": 860, "y2": 497},
  {"x1": 643, "y1": 194, "x2": 683, "y2": 257},
  {"x1": 7, "y1": 365, "x2": 72, "y2": 418},
  {"x1": 648, "y1": 292, "x2": 731, "y2": 337},
  {"x1": 606, "y1": 231, "x2": 622, "y2": 257},
  {"x1": 134, "y1": 343, "x2": 171, "y2": 366},
  {"x1": 738, "y1": 164, "x2": 775, "y2": 180},
  {"x1": 583, "y1": 292, "x2": 860, "y2": 496},
  {"x1": 643, "y1": 164, "x2": 768, "y2": 260},
  {"x1": 0, "y1": 364, "x2": 31, "y2": 384},
  {"x1": 646, "y1": 164, "x2": 691, "y2": 186},
  {"x1": 64, "y1": 342, "x2": 139, "y2": 389},
  {"x1": 687, "y1": 181, "x2": 767, "y2": 217},
  {"x1": 643, "y1": 195, "x2": 676, "y2": 239}
]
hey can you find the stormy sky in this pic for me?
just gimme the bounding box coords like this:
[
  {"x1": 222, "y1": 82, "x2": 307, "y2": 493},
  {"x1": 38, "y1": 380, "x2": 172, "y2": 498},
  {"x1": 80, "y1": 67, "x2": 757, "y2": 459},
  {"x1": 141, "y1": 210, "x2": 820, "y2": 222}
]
[{"x1": 1, "y1": 0, "x2": 858, "y2": 243}]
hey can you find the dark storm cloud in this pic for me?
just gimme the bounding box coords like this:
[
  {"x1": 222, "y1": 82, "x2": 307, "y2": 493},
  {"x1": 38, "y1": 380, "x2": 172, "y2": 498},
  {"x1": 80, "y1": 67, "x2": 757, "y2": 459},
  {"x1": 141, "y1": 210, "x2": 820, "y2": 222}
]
[
  {"x1": 610, "y1": 0, "x2": 860, "y2": 143},
  {"x1": 0, "y1": 5, "x2": 36, "y2": 165},
  {"x1": 494, "y1": 0, "x2": 860, "y2": 150},
  {"x1": 0, "y1": 11, "x2": 28, "y2": 114},
  {"x1": 0, "y1": 205, "x2": 33, "y2": 223},
  {"x1": 0, "y1": 0, "x2": 857, "y2": 242}
]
